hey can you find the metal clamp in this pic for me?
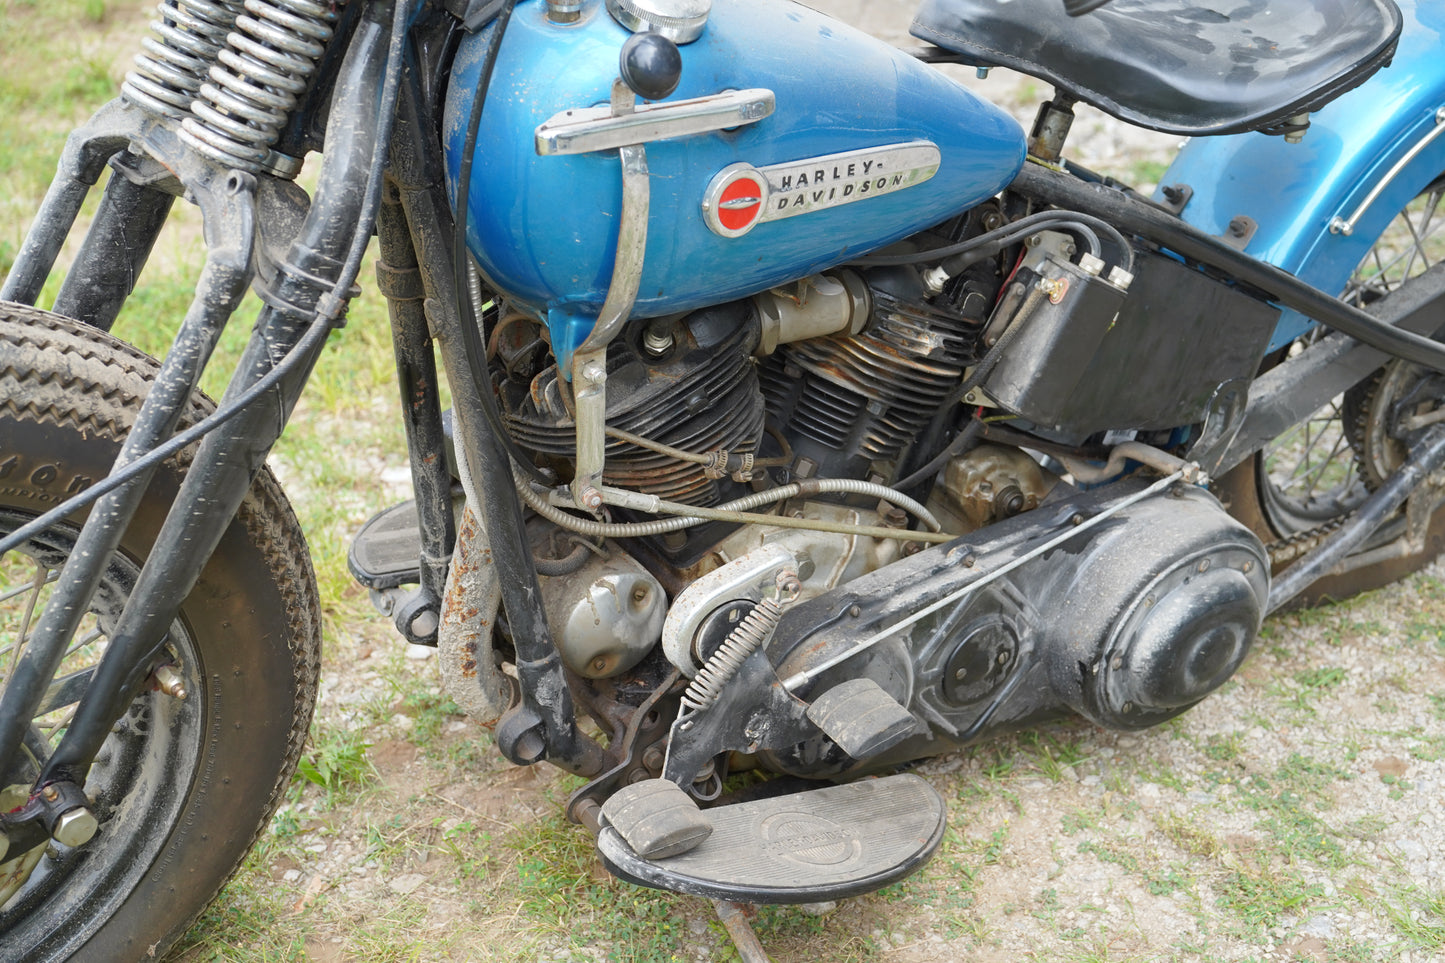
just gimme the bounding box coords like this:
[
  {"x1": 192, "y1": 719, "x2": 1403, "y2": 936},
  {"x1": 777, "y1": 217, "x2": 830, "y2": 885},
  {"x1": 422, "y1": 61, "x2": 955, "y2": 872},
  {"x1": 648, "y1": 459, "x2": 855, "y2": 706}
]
[
  {"x1": 536, "y1": 88, "x2": 774, "y2": 156},
  {"x1": 1330, "y1": 105, "x2": 1445, "y2": 236}
]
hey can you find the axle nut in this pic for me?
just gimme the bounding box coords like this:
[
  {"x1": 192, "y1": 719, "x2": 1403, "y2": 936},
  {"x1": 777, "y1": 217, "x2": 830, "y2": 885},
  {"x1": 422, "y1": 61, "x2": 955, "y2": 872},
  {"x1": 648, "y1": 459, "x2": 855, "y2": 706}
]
[{"x1": 52, "y1": 807, "x2": 99, "y2": 849}]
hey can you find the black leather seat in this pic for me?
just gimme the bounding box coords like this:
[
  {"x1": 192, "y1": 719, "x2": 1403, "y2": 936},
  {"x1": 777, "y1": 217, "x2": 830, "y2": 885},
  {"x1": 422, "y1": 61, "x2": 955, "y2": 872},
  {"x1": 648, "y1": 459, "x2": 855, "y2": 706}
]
[{"x1": 911, "y1": 0, "x2": 1403, "y2": 135}]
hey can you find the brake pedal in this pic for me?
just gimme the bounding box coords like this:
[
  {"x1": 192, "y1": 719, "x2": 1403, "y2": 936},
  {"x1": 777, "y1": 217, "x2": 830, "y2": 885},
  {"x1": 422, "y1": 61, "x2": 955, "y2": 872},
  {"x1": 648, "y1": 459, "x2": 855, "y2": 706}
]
[{"x1": 806, "y1": 678, "x2": 921, "y2": 759}]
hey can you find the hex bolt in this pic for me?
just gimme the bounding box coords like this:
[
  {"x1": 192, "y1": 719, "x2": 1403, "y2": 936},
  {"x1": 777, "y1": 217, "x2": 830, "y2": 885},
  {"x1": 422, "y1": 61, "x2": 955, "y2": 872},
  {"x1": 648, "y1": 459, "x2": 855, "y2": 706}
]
[
  {"x1": 642, "y1": 746, "x2": 665, "y2": 771},
  {"x1": 954, "y1": 667, "x2": 968, "y2": 681},
  {"x1": 40, "y1": 785, "x2": 59, "y2": 803},
  {"x1": 1121, "y1": 702, "x2": 1134, "y2": 714},
  {"x1": 152, "y1": 664, "x2": 188, "y2": 700},
  {"x1": 848, "y1": 605, "x2": 862, "y2": 618},
  {"x1": 579, "y1": 486, "x2": 604, "y2": 512},
  {"x1": 52, "y1": 807, "x2": 99, "y2": 848},
  {"x1": 1242, "y1": 560, "x2": 1254, "y2": 574},
  {"x1": 1111, "y1": 657, "x2": 1123, "y2": 671},
  {"x1": 997, "y1": 651, "x2": 1010, "y2": 665},
  {"x1": 1197, "y1": 559, "x2": 1211, "y2": 573}
]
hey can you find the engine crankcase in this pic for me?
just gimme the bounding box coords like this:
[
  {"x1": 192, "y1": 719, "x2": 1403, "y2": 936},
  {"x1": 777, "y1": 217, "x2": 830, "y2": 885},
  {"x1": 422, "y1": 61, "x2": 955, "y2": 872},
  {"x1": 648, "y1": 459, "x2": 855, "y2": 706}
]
[{"x1": 762, "y1": 479, "x2": 1269, "y2": 777}]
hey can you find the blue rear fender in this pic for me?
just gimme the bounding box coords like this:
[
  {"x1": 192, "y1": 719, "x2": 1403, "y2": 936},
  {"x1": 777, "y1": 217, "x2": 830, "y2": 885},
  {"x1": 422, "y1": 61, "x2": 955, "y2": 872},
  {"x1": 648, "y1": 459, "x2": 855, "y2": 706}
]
[{"x1": 1159, "y1": 0, "x2": 1445, "y2": 351}]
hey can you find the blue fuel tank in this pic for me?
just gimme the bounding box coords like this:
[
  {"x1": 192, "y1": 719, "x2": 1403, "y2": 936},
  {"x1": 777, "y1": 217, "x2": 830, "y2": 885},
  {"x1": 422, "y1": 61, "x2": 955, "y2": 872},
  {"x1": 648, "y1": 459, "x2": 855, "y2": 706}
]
[{"x1": 443, "y1": 0, "x2": 1025, "y2": 363}]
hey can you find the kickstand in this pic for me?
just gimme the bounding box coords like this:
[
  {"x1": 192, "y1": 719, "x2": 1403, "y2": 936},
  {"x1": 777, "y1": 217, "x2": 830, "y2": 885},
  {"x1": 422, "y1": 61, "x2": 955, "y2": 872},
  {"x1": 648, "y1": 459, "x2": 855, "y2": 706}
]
[{"x1": 713, "y1": 900, "x2": 772, "y2": 962}]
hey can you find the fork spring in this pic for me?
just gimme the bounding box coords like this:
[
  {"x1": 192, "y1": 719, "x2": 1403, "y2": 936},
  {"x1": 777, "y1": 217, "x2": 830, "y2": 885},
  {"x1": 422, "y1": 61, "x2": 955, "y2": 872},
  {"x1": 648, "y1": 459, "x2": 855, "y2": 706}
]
[
  {"x1": 178, "y1": 0, "x2": 337, "y2": 173},
  {"x1": 123, "y1": 0, "x2": 247, "y2": 121}
]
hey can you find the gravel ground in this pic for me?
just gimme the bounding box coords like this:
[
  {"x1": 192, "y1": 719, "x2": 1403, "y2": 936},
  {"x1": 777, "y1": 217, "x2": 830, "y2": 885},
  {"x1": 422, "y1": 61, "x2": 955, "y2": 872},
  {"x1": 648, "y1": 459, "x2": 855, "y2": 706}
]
[{"x1": 174, "y1": 3, "x2": 1445, "y2": 961}]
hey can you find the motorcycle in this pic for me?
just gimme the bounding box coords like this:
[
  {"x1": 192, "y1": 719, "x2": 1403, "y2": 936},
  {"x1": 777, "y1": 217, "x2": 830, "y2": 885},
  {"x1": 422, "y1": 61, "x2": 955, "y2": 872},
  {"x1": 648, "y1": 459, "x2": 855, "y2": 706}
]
[{"x1": 2, "y1": 0, "x2": 1444, "y2": 957}]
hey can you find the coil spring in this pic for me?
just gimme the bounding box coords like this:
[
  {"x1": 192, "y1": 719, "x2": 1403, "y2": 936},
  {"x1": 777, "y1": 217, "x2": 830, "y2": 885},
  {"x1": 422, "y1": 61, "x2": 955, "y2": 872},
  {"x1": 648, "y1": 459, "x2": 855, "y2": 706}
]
[
  {"x1": 679, "y1": 597, "x2": 784, "y2": 713},
  {"x1": 179, "y1": 0, "x2": 337, "y2": 172},
  {"x1": 123, "y1": 0, "x2": 247, "y2": 120}
]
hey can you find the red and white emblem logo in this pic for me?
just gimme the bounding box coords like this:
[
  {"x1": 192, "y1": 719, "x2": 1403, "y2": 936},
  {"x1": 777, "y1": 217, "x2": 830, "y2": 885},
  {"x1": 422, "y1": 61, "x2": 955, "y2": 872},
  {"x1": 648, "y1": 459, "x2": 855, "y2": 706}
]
[
  {"x1": 701, "y1": 142, "x2": 942, "y2": 239},
  {"x1": 703, "y1": 164, "x2": 770, "y2": 238}
]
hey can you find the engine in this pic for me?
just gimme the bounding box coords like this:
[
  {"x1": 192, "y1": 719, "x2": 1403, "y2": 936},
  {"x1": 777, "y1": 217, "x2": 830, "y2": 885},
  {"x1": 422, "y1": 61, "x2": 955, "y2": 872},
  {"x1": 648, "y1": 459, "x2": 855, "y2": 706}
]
[{"x1": 439, "y1": 200, "x2": 1275, "y2": 781}]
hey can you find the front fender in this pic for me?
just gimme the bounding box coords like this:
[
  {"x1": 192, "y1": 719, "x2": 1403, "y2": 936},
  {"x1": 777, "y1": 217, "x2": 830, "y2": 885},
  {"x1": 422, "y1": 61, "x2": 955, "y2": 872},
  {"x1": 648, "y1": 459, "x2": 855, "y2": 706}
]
[{"x1": 1159, "y1": 0, "x2": 1445, "y2": 351}]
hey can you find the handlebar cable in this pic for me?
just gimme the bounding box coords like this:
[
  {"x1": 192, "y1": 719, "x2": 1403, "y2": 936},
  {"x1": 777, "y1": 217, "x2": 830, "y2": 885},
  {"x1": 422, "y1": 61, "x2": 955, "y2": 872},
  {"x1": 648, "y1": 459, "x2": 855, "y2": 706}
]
[{"x1": 850, "y1": 209, "x2": 1133, "y2": 274}]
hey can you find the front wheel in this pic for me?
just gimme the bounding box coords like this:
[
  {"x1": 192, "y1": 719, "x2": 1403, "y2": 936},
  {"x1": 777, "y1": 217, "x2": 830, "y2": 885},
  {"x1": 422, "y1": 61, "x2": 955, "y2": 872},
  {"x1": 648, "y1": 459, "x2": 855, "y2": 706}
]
[{"x1": 0, "y1": 303, "x2": 322, "y2": 961}]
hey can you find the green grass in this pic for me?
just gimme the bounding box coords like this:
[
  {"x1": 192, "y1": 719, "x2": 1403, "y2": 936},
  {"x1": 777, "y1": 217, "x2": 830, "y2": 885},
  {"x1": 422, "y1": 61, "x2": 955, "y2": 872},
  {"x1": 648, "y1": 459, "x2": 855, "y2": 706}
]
[{"x1": 9, "y1": 5, "x2": 1445, "y2": 963}]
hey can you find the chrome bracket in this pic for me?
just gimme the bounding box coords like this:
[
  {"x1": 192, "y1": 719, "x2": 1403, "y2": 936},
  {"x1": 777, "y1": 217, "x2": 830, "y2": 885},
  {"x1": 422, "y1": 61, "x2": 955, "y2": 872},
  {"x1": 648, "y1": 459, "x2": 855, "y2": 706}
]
[{"x1": 568, "y1": 82, "x2": 652, "y2": 509}]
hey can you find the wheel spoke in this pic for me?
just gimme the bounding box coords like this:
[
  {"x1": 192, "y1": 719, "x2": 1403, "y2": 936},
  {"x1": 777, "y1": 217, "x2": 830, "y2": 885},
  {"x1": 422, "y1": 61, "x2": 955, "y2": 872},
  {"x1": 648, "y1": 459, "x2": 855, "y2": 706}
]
[
  {"x1": 1297, "y1": 433, "x2": 1352, "y2": 502},
  {"x1": 3, "y1": 562, "x2": 51, "y2": 675},
  {"x1": 0, "y1": 565, "x2": 58, "y2": 605}
]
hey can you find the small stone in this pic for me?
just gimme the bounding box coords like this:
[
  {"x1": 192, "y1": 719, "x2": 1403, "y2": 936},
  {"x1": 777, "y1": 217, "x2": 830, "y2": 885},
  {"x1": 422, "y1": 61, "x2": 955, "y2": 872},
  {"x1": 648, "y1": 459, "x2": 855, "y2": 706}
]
[
  {"x1": 283, "y1": 869, "x2": 302, "y2": 883},
  {"x1": 798, "y1": 901, "x2": 838, "y2": 917},
  {"x1": 389, "y1": 873, "x2": 426, "y2": 895},
  {"x1": 405, "y1": 644, "x2": 435, "y2": 661}
]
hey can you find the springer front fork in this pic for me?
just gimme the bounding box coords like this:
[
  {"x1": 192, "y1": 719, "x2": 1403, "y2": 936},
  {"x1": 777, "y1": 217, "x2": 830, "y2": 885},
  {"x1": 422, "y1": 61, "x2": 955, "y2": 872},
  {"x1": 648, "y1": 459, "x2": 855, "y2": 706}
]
[{"x1": 0, "y1": 0, "x2": 388, "y2": 855}]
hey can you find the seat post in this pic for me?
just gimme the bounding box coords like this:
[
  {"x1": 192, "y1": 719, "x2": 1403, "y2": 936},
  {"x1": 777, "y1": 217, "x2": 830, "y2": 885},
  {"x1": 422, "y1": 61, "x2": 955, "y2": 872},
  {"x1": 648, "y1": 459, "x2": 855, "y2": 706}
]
[{"x1": 1028, "y1": 90, "x2": 1077, "y2": 162}]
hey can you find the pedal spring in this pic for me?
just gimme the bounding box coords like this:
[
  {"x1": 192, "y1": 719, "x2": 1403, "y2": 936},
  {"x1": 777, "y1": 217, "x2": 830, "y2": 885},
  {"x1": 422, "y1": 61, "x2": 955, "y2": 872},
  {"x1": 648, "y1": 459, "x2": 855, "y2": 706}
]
[
  {"x1": 179, "y1": 0, "x2": 337, "y2": 173},
  {"x1": 123, "y1": 0, "x2": 247, "y2": 120},
  {"x1": 680, "y1": 597, "x2": 783, "y2": 713}
]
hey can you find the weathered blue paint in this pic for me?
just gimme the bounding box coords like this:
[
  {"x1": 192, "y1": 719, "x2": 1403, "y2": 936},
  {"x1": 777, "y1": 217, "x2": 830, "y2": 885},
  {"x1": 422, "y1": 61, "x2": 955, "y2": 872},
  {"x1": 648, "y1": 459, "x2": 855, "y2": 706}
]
[
  {"x1": 1159, "y1": 0, "x2": 1445, "y2": 351},
  {"x1": 443, "y1": 0, "x2": 1024, "y2": 366}
]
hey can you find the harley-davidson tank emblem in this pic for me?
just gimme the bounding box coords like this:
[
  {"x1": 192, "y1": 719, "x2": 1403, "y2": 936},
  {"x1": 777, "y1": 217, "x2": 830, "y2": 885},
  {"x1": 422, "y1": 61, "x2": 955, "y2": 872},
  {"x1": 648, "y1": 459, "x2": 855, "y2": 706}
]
[{"x1": 702, "y1": 142, "x2": 941, "y2": 238}]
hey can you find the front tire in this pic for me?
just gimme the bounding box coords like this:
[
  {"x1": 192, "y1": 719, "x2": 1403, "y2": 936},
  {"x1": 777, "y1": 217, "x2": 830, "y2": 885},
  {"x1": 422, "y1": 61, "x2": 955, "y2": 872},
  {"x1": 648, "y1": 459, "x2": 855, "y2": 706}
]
[{"x1": 0, "y1": 303, "x2": 322, "y2": 961}]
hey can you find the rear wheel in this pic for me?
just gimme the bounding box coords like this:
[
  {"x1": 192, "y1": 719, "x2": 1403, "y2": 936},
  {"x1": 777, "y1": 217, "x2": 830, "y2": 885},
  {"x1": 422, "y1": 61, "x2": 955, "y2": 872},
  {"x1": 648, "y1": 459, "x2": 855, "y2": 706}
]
[
  {"x1": 0, "y1": 302, "x2": 321, "y2": 961},
  {"x1": 1217, "y1": 178, "x2": 1445, "y2": 605}
]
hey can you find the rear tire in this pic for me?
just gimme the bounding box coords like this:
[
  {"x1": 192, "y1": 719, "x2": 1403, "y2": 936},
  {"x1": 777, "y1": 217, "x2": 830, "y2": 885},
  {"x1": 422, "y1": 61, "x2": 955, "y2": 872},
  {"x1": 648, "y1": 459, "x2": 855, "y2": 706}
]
[{"x1": 0, "y1": 302, "x2": 322, "y2": 961}]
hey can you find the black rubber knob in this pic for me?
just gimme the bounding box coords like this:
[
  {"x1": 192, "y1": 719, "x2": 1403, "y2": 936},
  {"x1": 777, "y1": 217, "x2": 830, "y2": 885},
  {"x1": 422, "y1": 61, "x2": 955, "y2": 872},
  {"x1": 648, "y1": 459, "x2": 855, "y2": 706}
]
[{"x1": 620, "y1": 32, "x2": 682, "y2": 101}]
